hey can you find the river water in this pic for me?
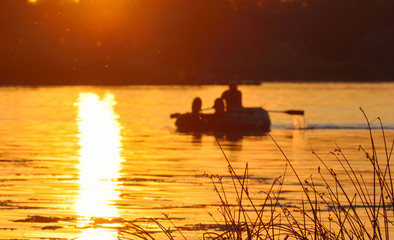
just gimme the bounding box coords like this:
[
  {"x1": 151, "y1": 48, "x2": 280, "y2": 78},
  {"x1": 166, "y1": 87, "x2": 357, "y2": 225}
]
[{"x1": 0, "y1": 82, "x2": 393, "y2": 240}]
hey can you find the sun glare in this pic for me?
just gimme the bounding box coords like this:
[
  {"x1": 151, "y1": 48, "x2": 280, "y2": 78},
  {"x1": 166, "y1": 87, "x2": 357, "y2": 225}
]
[{"x1": 75, "y1": 92, "x2": 124, "y2": 238}]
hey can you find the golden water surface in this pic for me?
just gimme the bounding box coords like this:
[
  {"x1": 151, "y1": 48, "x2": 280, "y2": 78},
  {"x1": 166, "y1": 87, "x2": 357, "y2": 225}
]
[{"x1": 0, "y1": 83, "x2": 393, "y2": 239}]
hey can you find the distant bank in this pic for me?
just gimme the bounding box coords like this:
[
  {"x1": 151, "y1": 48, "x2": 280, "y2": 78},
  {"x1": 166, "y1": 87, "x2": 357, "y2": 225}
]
[{"x1": 1, "y1": 64, "x2": 393, "y2": 86}]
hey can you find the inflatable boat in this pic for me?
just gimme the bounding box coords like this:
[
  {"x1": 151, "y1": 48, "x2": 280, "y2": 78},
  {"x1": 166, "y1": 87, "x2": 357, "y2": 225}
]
[{"x1": 171, "y1": 108, "x2": 271, "y2": 133}]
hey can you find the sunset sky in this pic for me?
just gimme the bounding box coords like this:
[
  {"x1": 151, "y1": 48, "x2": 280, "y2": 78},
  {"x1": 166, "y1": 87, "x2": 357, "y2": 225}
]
[{"x1": 0, "y1": 0, "x2": 393, "y2": 85}]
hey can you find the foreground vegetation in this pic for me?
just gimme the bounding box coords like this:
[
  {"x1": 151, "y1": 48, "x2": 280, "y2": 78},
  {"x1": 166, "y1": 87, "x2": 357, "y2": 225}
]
[{"x1": 116, "y1": 109, "x2": 393, "y2": 239}]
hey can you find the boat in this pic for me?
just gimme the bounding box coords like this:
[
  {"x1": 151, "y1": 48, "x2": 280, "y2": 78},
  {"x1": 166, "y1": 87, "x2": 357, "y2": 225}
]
[{"x1": 171, "y1": 107, "x2": 271, "y2": 133}]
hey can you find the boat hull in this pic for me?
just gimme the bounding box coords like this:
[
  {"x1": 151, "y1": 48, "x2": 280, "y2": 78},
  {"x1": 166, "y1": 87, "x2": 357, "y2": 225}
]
[{"x1": 175, "y1": 108, "x2": 271, "y2": 133}]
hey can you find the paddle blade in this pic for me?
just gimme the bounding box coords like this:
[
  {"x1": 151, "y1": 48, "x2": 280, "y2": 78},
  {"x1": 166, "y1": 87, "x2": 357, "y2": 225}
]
[
  {"x1": 284, "y1": 110, "x2": 304, "y2": 115},
  {"x1": 170, "y1": 113, "x2": 181, "y2": 119}
]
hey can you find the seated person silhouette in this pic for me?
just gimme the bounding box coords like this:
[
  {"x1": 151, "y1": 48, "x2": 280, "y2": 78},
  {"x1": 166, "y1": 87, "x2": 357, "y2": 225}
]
[
  {"x1": 221, "y1": 81, "x2": 242, "y2": 112},
  {"x1": 213, "y1": 98, "x2": 225, "y2": 116},
  {"x1": 175, "y1": 97, "x2": 206, "y2": 131},
  {"x1": 191, "y1": 97, "x2": 202, "y2": 115}
]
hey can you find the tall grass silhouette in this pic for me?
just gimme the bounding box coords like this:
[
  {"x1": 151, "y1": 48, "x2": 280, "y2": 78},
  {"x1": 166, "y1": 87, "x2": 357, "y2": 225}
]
[{"x1": 118, "y1": 109, "x2": 393, "y2": 239}]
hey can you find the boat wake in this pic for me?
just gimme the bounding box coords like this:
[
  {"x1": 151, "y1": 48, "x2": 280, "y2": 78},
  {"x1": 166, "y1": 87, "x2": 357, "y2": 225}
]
[{"x1": 273, "y1": 123, "x2": 394, "y2": 130}]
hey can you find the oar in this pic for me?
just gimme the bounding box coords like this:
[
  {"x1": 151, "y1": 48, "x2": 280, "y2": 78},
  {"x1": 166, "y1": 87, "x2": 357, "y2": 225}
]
[
  {"x1": 269, "y1": 109, "x2": 304, "y2": 115},
  {"x1": 170, "y1": 113, "x2": 181, "y2": 118},
  {"x1": 170, "y1": 107, "x2": 214, "y2": 119}
]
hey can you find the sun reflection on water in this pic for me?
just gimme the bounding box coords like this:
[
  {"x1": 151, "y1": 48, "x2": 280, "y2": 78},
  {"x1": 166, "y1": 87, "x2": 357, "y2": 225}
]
[{"x1": 75, "y1": 92, "x2": 124, "y2": 239}]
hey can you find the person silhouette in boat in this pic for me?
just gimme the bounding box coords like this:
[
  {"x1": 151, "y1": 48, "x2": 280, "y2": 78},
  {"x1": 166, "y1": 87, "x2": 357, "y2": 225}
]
[
  {"x1": 213, "y1": 98, "x2": 225, "y2": 116},
  {"x1": 175, "y1": 97, "x2": 205, "y2": 131},
  {"x1": 221, "y1": 81, "x2": 242, "y2": 112},
  {"x1": 191, "y1": 97, "x2": 202, "y2": 115}
]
